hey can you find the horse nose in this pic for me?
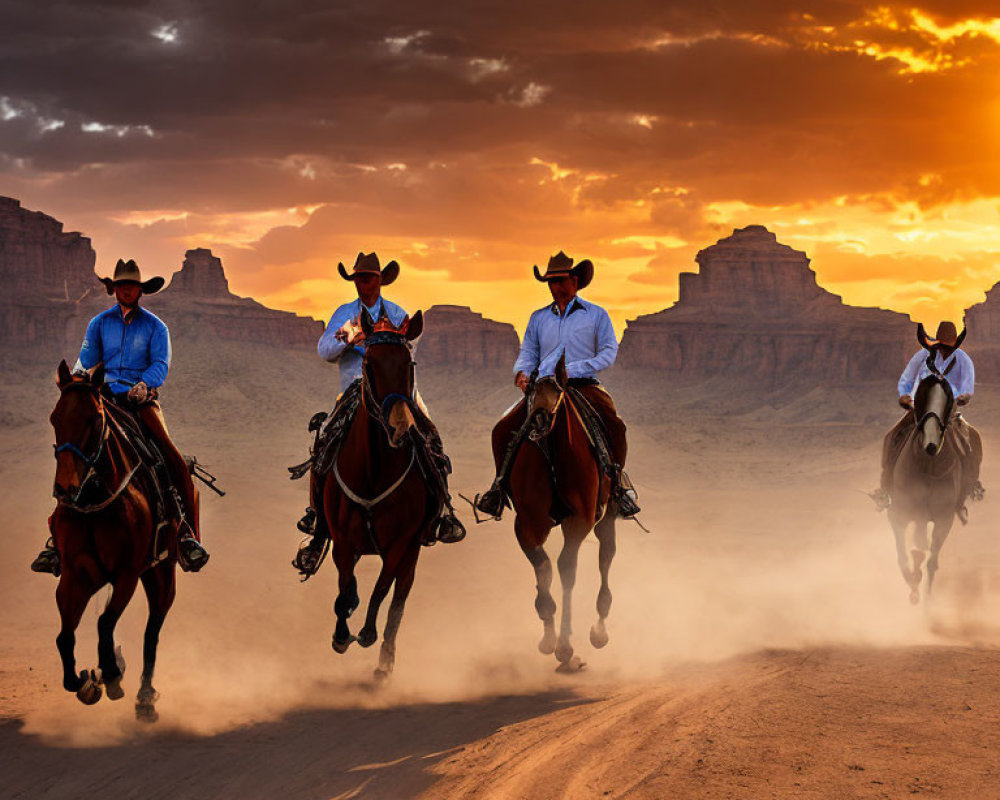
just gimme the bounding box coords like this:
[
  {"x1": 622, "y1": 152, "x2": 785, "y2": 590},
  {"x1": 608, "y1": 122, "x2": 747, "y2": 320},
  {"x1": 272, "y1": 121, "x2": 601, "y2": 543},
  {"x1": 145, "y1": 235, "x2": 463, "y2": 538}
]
[{"x1": 925, "y1": 442, "x2": 938, "y2": 456}]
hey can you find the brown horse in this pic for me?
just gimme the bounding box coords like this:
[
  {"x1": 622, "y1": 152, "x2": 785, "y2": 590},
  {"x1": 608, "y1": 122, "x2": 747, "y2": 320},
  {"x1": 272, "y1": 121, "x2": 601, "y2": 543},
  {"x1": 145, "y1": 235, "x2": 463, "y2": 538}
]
[
  {"x1": 49, "y1": 360, "x2": 181, "y2": 721},
  {"x1": 319, "y1": 310, "x2": 436, "y2": 681},
  {"x1": 888, "y1": 368, "x2": 965, "y2": 605},
  {"x1": 503, "y1": 356, "x2": 617, "y2": 672}
]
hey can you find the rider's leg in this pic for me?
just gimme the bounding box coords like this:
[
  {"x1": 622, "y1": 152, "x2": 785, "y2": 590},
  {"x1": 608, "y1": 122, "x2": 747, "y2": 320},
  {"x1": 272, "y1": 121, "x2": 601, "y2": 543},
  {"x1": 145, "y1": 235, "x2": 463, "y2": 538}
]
[
  {"x1": 475, "y1": 399, "x2": 527, "y2": 518},
  {"x1": 137, "y1": 402, "x2": 209, "y2": 572},
  {"x1": 872, "y1": 413, "x2": 914, "y2": 509},
  {"x1": 411, "y1": 392, "x2": 465, "y2": 544},
  {"x1": 576, "y1": 385, "x2": 639, "y2": 517},
  {"x1": 959, "y1": 418, "x2": 985, "y2": 505},
  {"x1": 30, "y1": 513, "x2": 60, "y2": 576}
]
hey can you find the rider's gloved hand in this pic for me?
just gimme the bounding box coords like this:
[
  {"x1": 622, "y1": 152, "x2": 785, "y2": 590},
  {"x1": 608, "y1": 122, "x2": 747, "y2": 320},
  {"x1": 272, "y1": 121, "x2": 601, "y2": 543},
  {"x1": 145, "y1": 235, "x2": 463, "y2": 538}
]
[
  {"x1": 899, "y1": 394, "x2": 913, "y2": 409},
  {"x1": 514, "y1": 371, "x2": 529, "y2": 392},
  {"x1": 128, "y1": 381, "x2": 149, "y2": 403}
]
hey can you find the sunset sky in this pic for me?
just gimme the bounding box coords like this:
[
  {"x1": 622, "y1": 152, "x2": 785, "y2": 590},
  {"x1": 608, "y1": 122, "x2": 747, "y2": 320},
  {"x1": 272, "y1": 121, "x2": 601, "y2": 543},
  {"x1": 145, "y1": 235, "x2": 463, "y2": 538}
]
[{"x1": 3, "y1": 1, "x2": 1000, "y2": 333}]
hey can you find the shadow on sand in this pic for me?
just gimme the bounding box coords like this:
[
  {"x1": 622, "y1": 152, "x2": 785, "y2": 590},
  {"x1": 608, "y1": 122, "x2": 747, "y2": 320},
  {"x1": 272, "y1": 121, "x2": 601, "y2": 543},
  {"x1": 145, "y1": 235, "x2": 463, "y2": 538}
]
[{"x1": 1, "y1": 688, "x2": 589, "y2": 799}]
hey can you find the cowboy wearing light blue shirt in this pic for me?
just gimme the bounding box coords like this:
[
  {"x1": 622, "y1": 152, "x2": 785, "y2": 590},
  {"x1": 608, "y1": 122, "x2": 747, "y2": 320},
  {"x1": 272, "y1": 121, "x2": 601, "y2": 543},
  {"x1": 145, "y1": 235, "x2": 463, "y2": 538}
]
[
  {"x1": 475, "y1": 251, "x2": 639, "y2": 520},
  {"x1": 872, "y1": 320, "x2": 983, "y2": 518},
  {"x1": 293, "y1": 252, "x2": 466, "y2": 577}
]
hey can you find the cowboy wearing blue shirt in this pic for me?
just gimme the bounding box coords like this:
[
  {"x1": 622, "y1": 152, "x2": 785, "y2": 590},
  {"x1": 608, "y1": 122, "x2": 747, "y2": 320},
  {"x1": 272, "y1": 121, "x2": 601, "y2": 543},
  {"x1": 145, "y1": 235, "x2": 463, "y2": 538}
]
[
  {"x1": 292, "y1": 253, "x2": 465, "y2": 577},
  {"x1": 475, "y1": 251, "x2": 640, "y2": 520},
  {"x1": 32, "y1": 259, "x2": 210, "y2": 575}
]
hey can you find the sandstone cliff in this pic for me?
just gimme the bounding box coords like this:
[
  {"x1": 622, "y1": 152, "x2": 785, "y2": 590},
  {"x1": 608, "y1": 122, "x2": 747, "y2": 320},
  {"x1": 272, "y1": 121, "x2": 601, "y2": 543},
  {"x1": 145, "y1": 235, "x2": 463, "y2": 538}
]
[
  {"x1": 418, "y1": 305, "x2": 520, "y2": 368},
  {"x1": 962, "y1": 281, "x2": 1000, "y2": 381},
  {"x1": 618, "y1": 226, "x2": 913, "y2": 384}
]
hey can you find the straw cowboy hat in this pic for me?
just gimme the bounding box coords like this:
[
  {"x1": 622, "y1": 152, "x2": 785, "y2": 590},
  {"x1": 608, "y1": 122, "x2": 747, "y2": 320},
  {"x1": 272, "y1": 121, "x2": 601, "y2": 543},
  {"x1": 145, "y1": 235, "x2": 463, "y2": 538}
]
[
  {"x1": 533, "y1": 251, "x2": 593, "y2": 290},
  {"x1": 98, "y1": 259, "x2": 165, "y2": 295},
  {"x1": 337, "y1": 252, "x2": 399, "y2": 286}
]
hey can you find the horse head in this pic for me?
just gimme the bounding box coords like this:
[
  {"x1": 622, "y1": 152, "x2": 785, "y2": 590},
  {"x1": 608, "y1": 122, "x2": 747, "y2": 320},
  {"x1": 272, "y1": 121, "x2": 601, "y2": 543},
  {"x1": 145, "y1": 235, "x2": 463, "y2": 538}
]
[
  {"x1": 913, "y1": 372, "x2": 954, "y2": 456},
  {"x1": 526, "y1": 354, "x2": 569, "y2": 441},
  {"x1": 51, "y1": 360, "x2": 107, "y2": 503},
  {"x1": 359, "y1": 309, "x2": 423, "y2": 447}
]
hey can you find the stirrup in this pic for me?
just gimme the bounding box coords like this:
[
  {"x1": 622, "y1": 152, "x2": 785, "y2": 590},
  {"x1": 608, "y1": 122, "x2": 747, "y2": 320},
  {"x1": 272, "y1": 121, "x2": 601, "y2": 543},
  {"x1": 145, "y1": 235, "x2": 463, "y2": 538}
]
[
  {"x1": 868, "y1": 488, "x2": 891, "y2": 512},
  {"x1": 435, "y1": 513, "x2": 467, "y2": 544},
  {"x1": 177, "y1": 536, "x2": 210, "y2": 573},
  {"x1": 292, "y1": 535, "x2": 329, "y2": 580},
  {"x1": 297, "y1": 506, "x2": 316, "y2": 534},
  {"x1": 30, "y1": 538, "x2": 60, "y2": 577},
  {"x1": 615, "y1": 488, "x2": 641, "y2": 519},
  {"x1": 969, "y1": 481, "x2": 986, "y2": 502},
  {"x1": 473, "y1": 486, "x2": 505, "y2": 521}
]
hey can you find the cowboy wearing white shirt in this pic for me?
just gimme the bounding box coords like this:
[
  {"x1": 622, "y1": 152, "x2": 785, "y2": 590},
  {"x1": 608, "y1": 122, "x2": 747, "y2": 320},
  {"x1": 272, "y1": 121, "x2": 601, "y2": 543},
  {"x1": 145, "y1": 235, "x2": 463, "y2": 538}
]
[
  {"x1": 292, "y1": 253, "x2": 465, "y2": 577},
  {"x1": 475, "y1": 251, "x2": 639, "y2": 520},
  {"x1": 872, "y1": 320, "x2": 984, "y2": 519}
]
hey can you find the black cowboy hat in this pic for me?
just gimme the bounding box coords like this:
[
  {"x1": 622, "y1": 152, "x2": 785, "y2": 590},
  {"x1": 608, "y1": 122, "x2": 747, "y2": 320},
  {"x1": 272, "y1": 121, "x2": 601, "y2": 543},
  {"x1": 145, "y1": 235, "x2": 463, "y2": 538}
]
[
  {"x1": 337, "y1": 252, "x2": 399, "y2": 286},
  {"x1": 917, "y1": 320, "x2": 966, "y2": 352},
  {"x1": 98, "y1": 259, "x2": 165, "y2": 295},
  {"x1": 532, "y1": 251, "x2": 593, "y2": 290}
]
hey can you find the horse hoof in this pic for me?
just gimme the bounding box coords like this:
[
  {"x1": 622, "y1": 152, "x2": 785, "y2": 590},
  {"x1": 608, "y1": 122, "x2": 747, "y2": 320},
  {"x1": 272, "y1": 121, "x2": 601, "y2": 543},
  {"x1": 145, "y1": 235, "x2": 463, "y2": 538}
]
[
  {"x1": 373, "y1": 667, "x2": 392, "y2": 684},
  {"x1": 357, "y1": 629, "x2": 377, "y2": 648},
  {"x1": 555, "y1": 656, "x2": 586, "y2": 674},
  {"x1": 538, "y1": 633, "x2": 557, "y2": 655},
  {"x1": 105, "y1": 676, "x2": 125, "y2": 701},
  {"x1": 589, "y1": 624, "x2": 609, "y2": 649},
  {"x1": 555, "y1": 643, "x2": 574, "y2": 664},
  {"x1": 135, "y1": 703, "x2": 159, "y2": 723},
  {"x1": 910, "y1": 589, "x2": 920, "y2": 605},
  {"x1": 332, "y1": 635, "x2": 356, "y2": 654},
  {"x1": 76, "y1": 671, "x2": 102, "y2": 705}
]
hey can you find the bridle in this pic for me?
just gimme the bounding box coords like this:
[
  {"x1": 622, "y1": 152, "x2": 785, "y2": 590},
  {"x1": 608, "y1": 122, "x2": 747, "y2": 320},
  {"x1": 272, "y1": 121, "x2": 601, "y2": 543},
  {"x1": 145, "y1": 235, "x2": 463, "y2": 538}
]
[
  {"x1": 526, "y1": 371, "x2": 567, "y2": 441},
  {"x1": 361, "y1": 331, "x2": 418, "y2": 440},
  {"x1": 52, "y1": 382, "x2": 139, "y2": 512}
]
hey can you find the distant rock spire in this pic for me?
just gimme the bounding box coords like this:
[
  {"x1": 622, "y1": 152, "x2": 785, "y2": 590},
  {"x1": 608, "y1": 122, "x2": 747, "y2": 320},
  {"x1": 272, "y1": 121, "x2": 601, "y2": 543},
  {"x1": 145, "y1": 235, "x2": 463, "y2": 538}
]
[{"x1": 164, "y1": 248, "x2": 232, "y2": 298}]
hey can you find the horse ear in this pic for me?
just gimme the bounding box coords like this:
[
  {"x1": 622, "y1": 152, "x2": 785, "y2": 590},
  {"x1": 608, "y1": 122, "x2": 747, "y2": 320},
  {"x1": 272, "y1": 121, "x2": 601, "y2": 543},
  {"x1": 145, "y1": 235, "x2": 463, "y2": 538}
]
[
  {"x1": 359, "y1": 308, "x2": 375, "y2": 337},
  {"x1": 555, "y1": 353, "x2": 568, "y2": 388},
  {"x1": 917, "y1": 323, "x2": 934, "y2": 351},
  {"x1": 57, "y1": 360, "x2": 72, "y2": 387},
  {"x1": 90, "y1": 362, "x2": 105, "y2": 388},
  {"x1": 954, "y1": 326, "x2": 967, "y2": 350},
  {"x1": 404, "y1": 310, "x2": 423, "y2": 341}
]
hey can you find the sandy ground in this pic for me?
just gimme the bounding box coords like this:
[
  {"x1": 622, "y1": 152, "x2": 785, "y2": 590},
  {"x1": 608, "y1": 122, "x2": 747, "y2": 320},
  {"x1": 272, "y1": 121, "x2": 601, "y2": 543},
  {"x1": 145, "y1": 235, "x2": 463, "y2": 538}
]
[{"x1": 4, "y1": 341, "x2": 1000, "y2": 799}]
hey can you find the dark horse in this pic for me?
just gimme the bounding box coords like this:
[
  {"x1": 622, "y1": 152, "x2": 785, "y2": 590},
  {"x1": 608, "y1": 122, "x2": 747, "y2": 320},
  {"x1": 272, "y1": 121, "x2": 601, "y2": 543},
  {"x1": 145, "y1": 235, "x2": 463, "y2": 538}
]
[
  {"x1": 320, "y1": 310, "x2": 436, "y2": 680},
  {"x1": 888, "y1": 362, "x2": 966, "y2": 605},
  {"x1": 501, "y1": 356, "x2": 617, "y2": 672},
  {"x1": 49, "y1": 360, "x2": 182, "y2": 721}
]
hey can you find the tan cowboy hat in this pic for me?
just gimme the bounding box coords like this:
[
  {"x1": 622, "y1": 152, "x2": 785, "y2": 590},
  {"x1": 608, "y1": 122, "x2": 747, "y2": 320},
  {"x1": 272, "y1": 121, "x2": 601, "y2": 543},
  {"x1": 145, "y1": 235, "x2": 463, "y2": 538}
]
[
  {"x1": 337, "y1": 252, "x2": 399, "y2": 286},
  {"x1": 98, "y1": 259, "x2": 165, "y2": 295},
  {"x1": 533, "y1": 251, "x2": 593, "y2": 290}
]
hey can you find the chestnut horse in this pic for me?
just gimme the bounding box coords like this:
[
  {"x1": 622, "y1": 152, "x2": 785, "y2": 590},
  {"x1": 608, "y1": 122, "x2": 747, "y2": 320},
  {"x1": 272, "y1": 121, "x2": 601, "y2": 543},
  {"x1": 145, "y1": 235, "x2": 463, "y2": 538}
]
[
  {"x1": 504, "y1": 356, "x2": 617, "y2": 672},
  {"x1": 49, "y1": 360, "x2": 181, "y2": 721},
  {"x1": 319, "y1": 310, "x2": 436, "y2": 680}
]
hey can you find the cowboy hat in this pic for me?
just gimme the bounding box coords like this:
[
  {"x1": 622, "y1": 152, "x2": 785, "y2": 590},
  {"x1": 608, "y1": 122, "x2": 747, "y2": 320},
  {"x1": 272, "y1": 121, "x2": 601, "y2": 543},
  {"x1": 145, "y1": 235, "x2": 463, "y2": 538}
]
[
  {"x1": 917, "y1": 320, "x2": 966, "y2": 352},
  {"x1": 98, "y1": 259, "x2": 165, "y2": 295},
  {"x1": 337, "y1": 252, "x2": 399, "y2": 286},
  {"x1": 532, "y1": 251, "x2": 593, "y2": 290}
]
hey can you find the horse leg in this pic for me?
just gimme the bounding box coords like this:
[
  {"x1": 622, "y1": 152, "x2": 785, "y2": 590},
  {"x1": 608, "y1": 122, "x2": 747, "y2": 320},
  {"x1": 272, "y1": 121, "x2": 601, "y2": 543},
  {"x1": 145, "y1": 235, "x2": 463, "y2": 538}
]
[
  {"x1": 332, "y1": 544, "x2": 360, "y2": 654},
  {"x1": 554, "y1": 526, "x2": 585, "y2": 671},
  {"x1": 136, "y1": 562, "x2": 176, "y2": 722},
  {"x1": 55, "y1": 573, "x2": 98, "y2": 697},
  {"x1": 926, "y1": 515, "x2": 956, "y2": 599},
  {"x1": 889, "y1": 513, "x2": 920, "y2": 604},
  {"x1": 520, "y1": 530, "x2": 557, "y2": 657},
  {"x1": 590, "y1": 513, "x2": 616, "y2": 649},
  {"x1": 374, "y1": 541, "x2": 421, "y2": 682},
  {"x1": 96, "y1": 575, "x2": 140, "y2": 701},
  {"x1": 358, "y1": 546, "x2": 406, "y2": 649}
]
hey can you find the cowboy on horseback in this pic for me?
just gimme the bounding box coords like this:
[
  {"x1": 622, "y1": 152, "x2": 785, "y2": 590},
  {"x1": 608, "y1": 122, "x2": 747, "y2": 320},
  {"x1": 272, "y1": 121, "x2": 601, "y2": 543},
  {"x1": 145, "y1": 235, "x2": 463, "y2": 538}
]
[
  {"x1": 871, "y1": 320, "x2": 984, "y2": 523},
  {"x1": 292, "y1": 252, "x2": 465, "y2": 577},
  {"x1": 31, "y1": 259, "x2": 210, "y2": 575},
  {"x1": 474, "y1": 251, "x2": 640, "y2": 521}
]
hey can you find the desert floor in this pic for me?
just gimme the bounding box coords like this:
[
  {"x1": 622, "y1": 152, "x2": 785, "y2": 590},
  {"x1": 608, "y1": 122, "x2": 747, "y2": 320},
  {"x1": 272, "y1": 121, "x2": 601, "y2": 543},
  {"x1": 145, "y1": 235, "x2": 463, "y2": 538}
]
[{"x1": 4, "y1": 348, "x2": 1000, "y2": 799}]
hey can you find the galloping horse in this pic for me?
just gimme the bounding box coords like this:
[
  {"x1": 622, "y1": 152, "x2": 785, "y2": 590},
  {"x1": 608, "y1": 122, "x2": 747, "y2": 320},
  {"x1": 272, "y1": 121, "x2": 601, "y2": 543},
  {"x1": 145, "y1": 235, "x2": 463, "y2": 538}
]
[
  {"x1": 49, "y1": 360, "x2": 181, "y2": 721},
  {"x1": 888, "y1": 361, "x2": 966, "y2": 605},
  {"x1": 502, "y1": 356, "x2": 617, "y2": 672},
  {"x1": 320, "y1": 310, "x2": 436, "y2": 680}
]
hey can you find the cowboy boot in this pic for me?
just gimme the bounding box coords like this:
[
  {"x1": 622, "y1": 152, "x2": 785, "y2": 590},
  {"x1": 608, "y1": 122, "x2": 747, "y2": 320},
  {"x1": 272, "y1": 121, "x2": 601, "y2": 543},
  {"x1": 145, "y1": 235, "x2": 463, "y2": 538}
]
[
  {"x1": 30, "y1": 537, "x2": 60, "y2": 577},
  {"x1": 434, "y1": 509, "x2": 467, "y2": 544},
  {"x1": 474, "y1": 481, "x2": 506, "y2": 520},
  {"x1": 292, "y1": 508, "x2": 329, "y2": 575},
  {"x1": 613, "y1": 467, "x2": 641, "y2": 518},
  {"x1": 169, "y1": 486, "x2": 209, "y2": 573}
]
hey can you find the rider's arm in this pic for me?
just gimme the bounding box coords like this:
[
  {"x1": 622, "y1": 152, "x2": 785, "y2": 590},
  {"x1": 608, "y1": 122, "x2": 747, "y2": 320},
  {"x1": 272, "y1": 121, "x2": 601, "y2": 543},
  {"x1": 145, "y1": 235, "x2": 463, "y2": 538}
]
[
  {"x1": 317, "y1": 304, "x2": 355, "y2": 363},
  {"x1": 955, "y1": 350, "x2": 975, "y2": 398},
  {"x1": 141, "y1": 320, "x2": 171, "y2": 389},
  {"x1": 513, "y1": 311, "x2": 542, "y2": 377},
  {"x1": 897, "y1": 350, "x2": 924, "y2": 397},
  {"x1": 74, "y1": 314, "x2": 104, "y2": 372},
  {"x1": 566, "y1": 308, "x2": 618, "y2": 378}
]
